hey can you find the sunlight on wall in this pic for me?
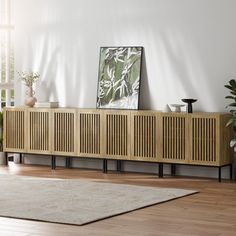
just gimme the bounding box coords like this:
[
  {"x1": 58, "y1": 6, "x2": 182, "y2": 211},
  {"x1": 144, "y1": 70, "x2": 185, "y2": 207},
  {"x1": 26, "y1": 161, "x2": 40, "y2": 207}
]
[{"x1": 13, "y1": 0, "x2": 236, "y2": 112}]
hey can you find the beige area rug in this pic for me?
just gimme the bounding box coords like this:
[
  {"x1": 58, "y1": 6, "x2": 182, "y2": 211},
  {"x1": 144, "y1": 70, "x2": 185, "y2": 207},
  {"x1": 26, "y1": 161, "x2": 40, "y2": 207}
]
[{"x1": 0, "y1": 174, "x2": 197, "y2": 225}]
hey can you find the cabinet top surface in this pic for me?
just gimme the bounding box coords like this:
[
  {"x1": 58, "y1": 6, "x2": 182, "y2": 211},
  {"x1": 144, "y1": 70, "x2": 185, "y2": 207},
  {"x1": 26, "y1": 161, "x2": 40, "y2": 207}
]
[{"x1": 3, "y1": 106, "x2": 230, "y2": 116}]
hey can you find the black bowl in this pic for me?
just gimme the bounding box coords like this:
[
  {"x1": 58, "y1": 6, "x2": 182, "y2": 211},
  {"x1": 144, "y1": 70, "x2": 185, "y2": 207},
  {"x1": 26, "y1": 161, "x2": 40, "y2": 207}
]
[{"x1": 181, "y1": 99, "x2": 197, "y2": 103}]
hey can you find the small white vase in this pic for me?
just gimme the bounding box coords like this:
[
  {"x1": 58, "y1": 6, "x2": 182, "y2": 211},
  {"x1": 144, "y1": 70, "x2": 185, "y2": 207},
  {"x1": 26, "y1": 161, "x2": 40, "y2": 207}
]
[{"x1": 25, "y1": 86, "x2": 37, "y2": 107}]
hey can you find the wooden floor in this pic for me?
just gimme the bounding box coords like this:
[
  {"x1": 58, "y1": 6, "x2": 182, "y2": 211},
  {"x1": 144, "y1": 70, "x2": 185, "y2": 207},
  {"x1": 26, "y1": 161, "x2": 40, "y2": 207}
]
[{"x1": 0, "y1": 162, "x2": 235, "y2": 236}]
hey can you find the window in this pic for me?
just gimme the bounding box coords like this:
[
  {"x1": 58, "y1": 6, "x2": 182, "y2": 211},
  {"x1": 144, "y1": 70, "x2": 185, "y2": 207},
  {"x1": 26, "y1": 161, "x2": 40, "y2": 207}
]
[{"x1": 0, "y1": 0, "x2": 14, "y2": 110}]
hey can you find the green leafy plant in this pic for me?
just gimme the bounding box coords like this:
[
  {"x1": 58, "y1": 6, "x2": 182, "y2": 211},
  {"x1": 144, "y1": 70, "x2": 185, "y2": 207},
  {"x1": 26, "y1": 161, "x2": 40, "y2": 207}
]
[
  {"x1": 225, "y1": 79, "x2": 236, "y2": 151},
  {"x1": 0, "y1": 111, "x2": 3, "y2": 152}
]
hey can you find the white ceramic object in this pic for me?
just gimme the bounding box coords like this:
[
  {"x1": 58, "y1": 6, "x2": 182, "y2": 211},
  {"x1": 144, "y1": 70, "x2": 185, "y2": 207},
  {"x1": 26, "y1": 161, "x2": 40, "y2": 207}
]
[
  {"x1": 170, "y1": 104, "x2": 185, "y2": 112},
  {"x1": 163, "y1": 104, "x2": 172, "y2": 112}
]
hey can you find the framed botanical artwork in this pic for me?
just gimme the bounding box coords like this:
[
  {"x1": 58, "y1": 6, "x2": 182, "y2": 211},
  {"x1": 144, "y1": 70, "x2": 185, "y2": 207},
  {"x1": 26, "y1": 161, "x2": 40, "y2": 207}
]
[{"x1": 97, "y1": 46, "x2": 143, "y2": 109}]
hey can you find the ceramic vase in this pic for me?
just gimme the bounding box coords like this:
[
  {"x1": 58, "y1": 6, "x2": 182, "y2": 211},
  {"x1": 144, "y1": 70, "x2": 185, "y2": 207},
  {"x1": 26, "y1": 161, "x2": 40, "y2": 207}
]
[
  {"x1": 170, "y1": 104, "x2": 185, "y2": 113},
  {"x1": 25, "y1": 86, "x2": 37, "y2": 107}
]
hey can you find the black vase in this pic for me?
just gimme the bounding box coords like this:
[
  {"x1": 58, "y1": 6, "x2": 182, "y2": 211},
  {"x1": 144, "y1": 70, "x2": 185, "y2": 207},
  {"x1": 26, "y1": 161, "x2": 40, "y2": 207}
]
[{"x1": 181, "y1": 99, "x2": 197, "y2": 113}]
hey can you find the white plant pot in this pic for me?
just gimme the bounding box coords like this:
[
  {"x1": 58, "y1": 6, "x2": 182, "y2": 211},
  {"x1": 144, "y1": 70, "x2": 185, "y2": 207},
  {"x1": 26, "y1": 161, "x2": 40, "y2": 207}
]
[{"x1": 0, "y1": 152, "x2": 7, "y2": 165}]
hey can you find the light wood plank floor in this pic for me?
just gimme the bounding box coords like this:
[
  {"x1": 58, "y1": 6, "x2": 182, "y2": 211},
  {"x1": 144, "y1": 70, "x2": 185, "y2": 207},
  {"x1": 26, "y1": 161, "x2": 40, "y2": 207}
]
[{"x1": 0, "y1": 162, "x2": 235, "y2": 236}]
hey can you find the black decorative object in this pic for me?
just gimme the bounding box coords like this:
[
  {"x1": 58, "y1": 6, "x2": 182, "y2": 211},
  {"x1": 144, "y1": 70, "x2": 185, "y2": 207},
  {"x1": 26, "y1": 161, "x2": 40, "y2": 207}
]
[{"x1": 181, "y1": 98, "x2": 197, "y2": 113}]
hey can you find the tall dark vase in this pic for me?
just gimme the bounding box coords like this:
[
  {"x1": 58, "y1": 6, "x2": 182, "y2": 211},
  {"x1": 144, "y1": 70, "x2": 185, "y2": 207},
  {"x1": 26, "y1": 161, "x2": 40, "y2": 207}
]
[{"x1": 181, "y1": 99, "x2": 197, "y2": 113}]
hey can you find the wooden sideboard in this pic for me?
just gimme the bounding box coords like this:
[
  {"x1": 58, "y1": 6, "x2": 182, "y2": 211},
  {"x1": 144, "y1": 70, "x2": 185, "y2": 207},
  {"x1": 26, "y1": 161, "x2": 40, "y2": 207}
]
[{"x1": 3, "y1": 107, "x2": 233, "y2": 181}]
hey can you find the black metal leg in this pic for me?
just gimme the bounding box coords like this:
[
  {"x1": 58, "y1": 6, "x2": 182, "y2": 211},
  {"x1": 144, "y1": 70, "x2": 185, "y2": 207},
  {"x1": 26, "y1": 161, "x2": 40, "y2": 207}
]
[
  {"x1": 51, "y1": 156, "x2": 56, "y2": 170},
  {"x1": 54, "y1": 156, "x2": 56, "y2": 169},
  {"x1": 218, "y1": 166, "x2": 221, "y2": 182},
  {"x1": 5, "y1": 152, "x2": 8, "y2": 165},
  {"x1": 117, "y1": 160, "x2": 122, "y2": 172},
  {"x1": 51, "y1": 156, "x2": 54, "y2": 169},
  {"x1": 171, "y1": 164, "x2": 176, "y2": 176},
  {"x1": 103, "y1": 159, "x2": 108, "y2": 173},
  {"x1": 230, "y1": 164, "x2": 233, "y2": 180},
  {"x1": 158, "y1": 163, "x2": 163, "y2": 178},
  {"x1": 19, "y1": 153, "x2": 22, "y2": 164},
  {"x1": 66, "y1": 157, "x2": 72, "y2": 168},
  {"x1": 69, "y1": 157, "x2": 72, "y2": 168}
]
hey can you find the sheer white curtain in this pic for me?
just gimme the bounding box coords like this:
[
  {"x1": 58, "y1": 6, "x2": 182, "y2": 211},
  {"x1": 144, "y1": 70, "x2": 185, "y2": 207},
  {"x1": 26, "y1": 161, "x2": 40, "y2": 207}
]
[{"x1": 0, "y1": 0, "x2": 14, "y2": 110}]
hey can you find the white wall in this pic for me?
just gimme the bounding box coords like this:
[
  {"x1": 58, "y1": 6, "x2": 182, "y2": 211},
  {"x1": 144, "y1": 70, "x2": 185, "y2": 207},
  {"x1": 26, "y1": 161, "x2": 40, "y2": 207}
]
[{"x1": 13, "y1": 0, "x2": 236, "y2": 178}]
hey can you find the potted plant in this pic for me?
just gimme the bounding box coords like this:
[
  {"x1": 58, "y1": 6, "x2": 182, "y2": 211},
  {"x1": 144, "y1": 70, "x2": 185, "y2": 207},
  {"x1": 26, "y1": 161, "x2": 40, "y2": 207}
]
[
  {"x1": 0, "y1": 111, "x2": 6, "y2": 165},
  {"x1": 18, "y1": 71, "x2": 40, "y2": 107},
  {"x1": 225, "y1": 79, "x2": 236, "y2": 150}
]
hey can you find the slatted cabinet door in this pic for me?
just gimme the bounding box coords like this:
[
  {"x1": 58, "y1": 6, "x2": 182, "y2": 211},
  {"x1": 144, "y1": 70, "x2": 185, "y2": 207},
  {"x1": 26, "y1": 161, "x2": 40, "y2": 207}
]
[
  {"x1": 105, "y1": 110, "x2": 130, "y2": 160},
  {"x1": 3, "y1": 107, "x2": 26, "y2": 152},
  {"x1": 27, "y1": 109, "x2": 51, "y2": 154},
  {"x1": 219, "y1": 114, "x2": 233, "y2": 166},
  {"x1": 189, "y1": 113, "x2": 232, "y2": 166},
  {"x1": 130, "y1": 111, "x2": 159, "y2": 162},
  {"x1": 52, "y1": 109, "x2": 76, "y2": 156},
  {"x1": 160, "y1": 113, "x2": 189, "y2": 164},
  {"x1": 78, "y1": 109, "x2": 102, "y2": 158}
]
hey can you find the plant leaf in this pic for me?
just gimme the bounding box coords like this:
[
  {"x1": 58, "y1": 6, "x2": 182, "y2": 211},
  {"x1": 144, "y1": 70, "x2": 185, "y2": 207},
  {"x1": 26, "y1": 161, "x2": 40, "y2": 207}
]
[
  {"x1": 229, "y1": 79, "x2": 236, "y2": 87},
  {"x1": 230, "y1": 139, "x2": 236, "y2": 147},
  {"x1": 225, "y1": 96, "x2": 235, "y2": 99},
  {"x1": 230, "y1": 110, "x2": 236, "y2": 116},
  {"x1": 226, "y1": 118, "x2": 236, "y2": 127},
  {"x1": 228, "y1": 102, "x2": 236, "y2": 107},
  {"x1": 225, "y1": 85, "x2": 232, "y2": 90}
]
